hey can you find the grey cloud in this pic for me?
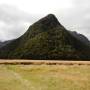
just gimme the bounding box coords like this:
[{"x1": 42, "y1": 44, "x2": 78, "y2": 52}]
[
  {"x1": 0, "y1": 4, "x2": 41, "y2": 41},
  {"x1": 0, "y1": 5, "x2": 37, "y2": 23},
  {"x1": 55, "y1": 0, "x2": 90, "y2": 40}
]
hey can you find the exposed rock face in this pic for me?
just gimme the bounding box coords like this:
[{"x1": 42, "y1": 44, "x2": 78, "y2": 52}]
[{"x1": 0, "y1": 14, "x2": 90, "y2": 60}]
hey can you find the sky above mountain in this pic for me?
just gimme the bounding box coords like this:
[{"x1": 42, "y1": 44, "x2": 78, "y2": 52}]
[{"x1": 0, "y1": 0, "x2": 90, "y2": 41}]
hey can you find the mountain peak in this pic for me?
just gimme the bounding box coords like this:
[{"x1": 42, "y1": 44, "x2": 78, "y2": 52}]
[
  {"x1": 46, "y1": 14, "x2": 57, "y2": 20},
  {"x1": 37, "y1": 14, "x2": 60, "y2": 28}
]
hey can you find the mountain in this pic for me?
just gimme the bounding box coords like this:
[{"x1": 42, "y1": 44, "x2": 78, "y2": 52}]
[
  {"x1": 0, "y1": 40, "x2": 13, "y2": 48},
  {"x1": 69, "y1": 31, "x2": 90, "y2": 46},
  {"x1": 0, "y1": 41, "x2": 2, "y2": 47},
  {"x1": 0, "y1": 14, "x2": 90, "y2": 60}
]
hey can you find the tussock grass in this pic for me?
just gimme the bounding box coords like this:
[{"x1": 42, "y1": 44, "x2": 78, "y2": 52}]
[{"x1": 0, "y1": 64, "x2": 90, "y2": 90}]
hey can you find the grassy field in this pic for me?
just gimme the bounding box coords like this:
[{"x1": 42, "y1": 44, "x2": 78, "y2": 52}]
[{"x1": 0, "y1": 64, "x2": 90, "y2": 90}]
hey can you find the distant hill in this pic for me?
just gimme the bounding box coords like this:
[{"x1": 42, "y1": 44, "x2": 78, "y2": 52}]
[
  {"x1": 0, "y1": 14, "x2": 90, "y2": 60},
  {"x1": 0, "y1": 40, "x2": 13, "y2": 48},
  {"x1": 69, "y1": 31, "x2": 90, "y2": 46}
]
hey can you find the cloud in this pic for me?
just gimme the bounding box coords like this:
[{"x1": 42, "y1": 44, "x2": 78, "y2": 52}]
[
  {"x1": 0, "y1": 4, "x2": 41, "y2": 41},
  {"x1": 54, "y1": 0, "x2": 90, "y2": 40}
]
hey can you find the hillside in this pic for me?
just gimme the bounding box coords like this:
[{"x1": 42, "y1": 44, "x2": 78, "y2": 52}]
[
  {"x1": 69, "y1": 31, "x2": 90, "y2": 46},
  {"x1": 0, "y1": 40, "x2": 14, "y2": 48},
  {"x1": 0, "y1": 14, "x2": 90, "y2": 60}
]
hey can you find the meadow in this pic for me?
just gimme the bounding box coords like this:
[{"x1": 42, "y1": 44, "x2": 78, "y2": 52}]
[{"x1": 0, "y1": 61, "x2": 90, "y2": 90}]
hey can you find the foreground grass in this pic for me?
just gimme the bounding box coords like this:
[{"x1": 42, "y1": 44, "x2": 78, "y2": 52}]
[{"x1": 0, "y1": 65, "x2": 90, "y2": 90}]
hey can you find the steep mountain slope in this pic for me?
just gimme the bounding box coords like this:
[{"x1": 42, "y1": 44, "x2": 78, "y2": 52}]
[
  {"x1": 0, "y1": 40, "x2": 14, "y2": 48},
  {"x1": 0, "y1": 14, "x2": 90, "y2": 60},
  {"x1": 69, "y1": 31, "x2": 90, "y2": 46}
]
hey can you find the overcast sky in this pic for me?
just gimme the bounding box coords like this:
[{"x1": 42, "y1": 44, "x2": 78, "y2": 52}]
[{"x1": 0, "y1": 0, "x2": 90, "y2": 41}]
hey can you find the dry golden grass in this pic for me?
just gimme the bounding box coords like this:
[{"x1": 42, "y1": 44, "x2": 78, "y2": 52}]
[
  {"x1": 0, "y1": 65, "x2": 90, "y2": 90},
  {"x1": 0, "y1": 59, "x2": 90, "y2": 65}
]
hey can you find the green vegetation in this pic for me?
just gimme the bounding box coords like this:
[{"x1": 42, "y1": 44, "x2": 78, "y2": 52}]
[
  {"x1": 0, "y1": 65, "x2": 90, "y2": 90},
  {"x1": 0, "y1": 14, "x2": 90, "y2": 60}
]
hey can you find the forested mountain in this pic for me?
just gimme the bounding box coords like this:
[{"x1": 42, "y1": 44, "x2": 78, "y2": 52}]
[{"x1": 0, "y1": 14, "x2": 90, "y2": 60}]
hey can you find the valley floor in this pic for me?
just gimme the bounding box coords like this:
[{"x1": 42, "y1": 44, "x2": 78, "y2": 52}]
[
  {"x1": 0, "y1": 64, "x2": 90, "y2": 90},
  {"x1": 0, "y1": 60, "x2": 90, "y2": 65}
]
